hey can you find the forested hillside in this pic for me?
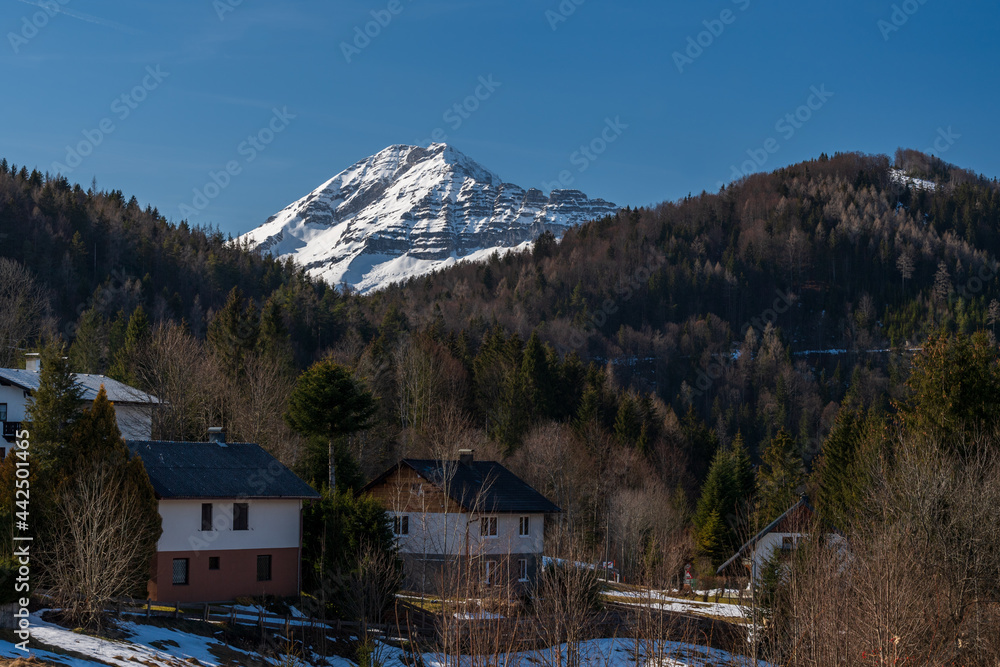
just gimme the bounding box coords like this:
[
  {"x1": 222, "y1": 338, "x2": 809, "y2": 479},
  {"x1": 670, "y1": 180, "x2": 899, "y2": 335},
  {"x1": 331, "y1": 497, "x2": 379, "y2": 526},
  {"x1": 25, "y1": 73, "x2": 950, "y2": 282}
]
[{"x1": 3, "y1": 148, "x2": 1000, "y2": 583}]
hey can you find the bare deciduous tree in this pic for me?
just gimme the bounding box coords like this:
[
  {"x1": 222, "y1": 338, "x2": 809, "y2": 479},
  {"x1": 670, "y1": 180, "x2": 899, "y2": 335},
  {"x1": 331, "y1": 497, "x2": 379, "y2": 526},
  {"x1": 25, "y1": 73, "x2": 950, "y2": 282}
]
[
  {"x1": 0, "y1": 258, "x2": 48, "y2": 367},
  {"x1": 43, "y1": 464, "x2": 159, "y2": 631}
]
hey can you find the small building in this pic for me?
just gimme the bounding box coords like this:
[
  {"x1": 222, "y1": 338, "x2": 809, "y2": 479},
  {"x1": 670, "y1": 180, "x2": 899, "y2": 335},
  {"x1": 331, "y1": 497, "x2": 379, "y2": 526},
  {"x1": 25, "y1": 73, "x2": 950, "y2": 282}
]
[
  {"x1": 716, "y1": 494, "x2": 839, "y2": 582},
  {"x1": 126, "y1": 429, "x2": 320, "y2": 603},
  {"x1": 0, "y1": 353, "x2": 159, "y2": 452},
  {"x1": 363, "y1": 450, "x2": 560, "y2": 593}
]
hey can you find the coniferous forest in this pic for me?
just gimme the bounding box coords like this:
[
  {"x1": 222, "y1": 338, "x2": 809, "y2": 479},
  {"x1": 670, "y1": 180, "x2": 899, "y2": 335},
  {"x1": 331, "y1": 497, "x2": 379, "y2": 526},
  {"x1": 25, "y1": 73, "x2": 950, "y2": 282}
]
[{"x1": 5, "y1": 148, "x2": 1000, "y2": 662}]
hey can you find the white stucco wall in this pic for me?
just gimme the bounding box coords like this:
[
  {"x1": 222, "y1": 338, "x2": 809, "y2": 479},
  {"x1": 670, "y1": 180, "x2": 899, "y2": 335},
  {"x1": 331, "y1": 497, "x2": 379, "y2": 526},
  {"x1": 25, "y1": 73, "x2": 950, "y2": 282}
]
[
  {"x1": 390, "y1": 511, "x2": 544, "y2": 557},
  {"x1": 748, "y1": 532, "x2": 844, "y2": 580},
  {"x1": 157, "y1": 498, "x2": 302, "y2": 553},
  {"x1": 0, "y1": 385, "x2": 30, "y2": 422},
  {"x1": 114, "y1": 404, "x2": 152, "y2": 440},
  {"x1": 0, "y1": 385, "x2": 151, "y2": 440}
]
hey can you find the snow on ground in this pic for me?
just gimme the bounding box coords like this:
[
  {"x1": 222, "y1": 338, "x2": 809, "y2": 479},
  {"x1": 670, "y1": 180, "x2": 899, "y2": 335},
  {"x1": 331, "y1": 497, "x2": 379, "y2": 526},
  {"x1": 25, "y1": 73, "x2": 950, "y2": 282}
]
[
  {"x1": 608, "y1": 590, "x2": 748, "y2": 620},
  {"x1": 890, "y1": 168, "x2": 937, "y2": 191},
  {"x1": 374, "y1": 636, "x2": 767, "y2": 667},
  {"x1": 0, "y1": 610, "x2": 280, "y2": 666},
  {"x1": 0, "y1": 611, "x2": 762, "y2": 667}
]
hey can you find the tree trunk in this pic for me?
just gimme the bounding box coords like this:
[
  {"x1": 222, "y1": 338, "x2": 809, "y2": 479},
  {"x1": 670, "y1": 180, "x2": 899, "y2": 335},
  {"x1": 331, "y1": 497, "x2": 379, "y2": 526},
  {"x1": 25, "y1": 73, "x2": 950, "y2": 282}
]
[{"x1": 327, "y1": 438, "x2": 337, "y2": 493}]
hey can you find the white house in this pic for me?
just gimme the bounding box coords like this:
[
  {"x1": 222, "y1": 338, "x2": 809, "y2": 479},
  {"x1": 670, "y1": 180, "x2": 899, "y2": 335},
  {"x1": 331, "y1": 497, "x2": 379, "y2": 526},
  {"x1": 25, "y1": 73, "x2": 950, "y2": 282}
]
[
  {"x1": 126, "y1": 428, "x2": 320, "y2": 602},
  {"x1": 0, "y1": 353, "x2": 159, "y2": 454},
  {"x1": 363, "y1": 450, "x2": 560, "y2": 593},
  {"x1": 716, "y1": 494, "x2": 841, "y2": 583}
]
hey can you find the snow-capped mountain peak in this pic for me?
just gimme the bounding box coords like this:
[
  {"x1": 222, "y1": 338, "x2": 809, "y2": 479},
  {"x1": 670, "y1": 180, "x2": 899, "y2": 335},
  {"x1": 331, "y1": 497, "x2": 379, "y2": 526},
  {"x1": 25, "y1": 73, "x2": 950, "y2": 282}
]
[{"x1": 239, "y1": 143, "x2": 617, "y2": 293}]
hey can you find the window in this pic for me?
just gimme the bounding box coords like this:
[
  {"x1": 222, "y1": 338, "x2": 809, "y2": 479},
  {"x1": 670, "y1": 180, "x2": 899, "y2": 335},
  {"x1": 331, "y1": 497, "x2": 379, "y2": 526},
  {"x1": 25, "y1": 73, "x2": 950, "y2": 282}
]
[
  {"x1": 233, "y1": 503, "x2": 248, "y2": 530},
  {"x1": 518, "y1": 558, "x2": 529, "y2": 582},
  {"x1": 518, "y1": 516, "x2": 530, "y2": 537},
  {"x1": 172, "y1": 558, "x2": 189, "y2": 585},
  {"x1": 483, "y1": 560, "x2": 495, "y2": 586},
  {"x1": 0, "y1": 403, "x2": 7, "y2": 422},
  {"x1": 201, "y1": 503, "x2": 213, "y2": 531},
  {"x1": 208, "y1": 556, "x2": 220, "y2": 570},
  {"x1": 0, "y1": 448, "x2": 5, "y2": 461},
  {"x1": 257, "y1": 555, "x2": 272, "y2": 582},
  {"x1": 393, "y1": 515, "x2": 409, "y2": 535},
  {"x1": 410, "y1": 483, "x2": 423, "y2": 495},
  {"x1": 480, "y1": 516, "x2": 498, "y2": 537}
]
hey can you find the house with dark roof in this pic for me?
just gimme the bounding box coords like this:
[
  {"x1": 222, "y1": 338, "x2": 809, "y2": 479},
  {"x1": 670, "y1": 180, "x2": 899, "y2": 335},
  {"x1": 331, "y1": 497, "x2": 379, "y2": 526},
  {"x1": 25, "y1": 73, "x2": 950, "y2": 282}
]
[
  {"x1": 0, "y1": 353, "x2": 159, "y2": 452},
  {"x1": 363, "y1": 449, "x2": 560, "y2": 593},
  {"x1": 716, "y1": 495, "x2": 842, "y2": 583},
  {"x1": 127, "y1": 428, "x2": 320, "y2": 603}
]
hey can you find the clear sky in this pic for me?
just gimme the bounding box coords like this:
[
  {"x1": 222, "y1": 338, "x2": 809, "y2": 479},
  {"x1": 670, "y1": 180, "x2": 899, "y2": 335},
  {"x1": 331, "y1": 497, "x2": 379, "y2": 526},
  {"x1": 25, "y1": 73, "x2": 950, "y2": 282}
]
[{"x1": 2, "y1": 0, "x2": 997, "y2": 238}]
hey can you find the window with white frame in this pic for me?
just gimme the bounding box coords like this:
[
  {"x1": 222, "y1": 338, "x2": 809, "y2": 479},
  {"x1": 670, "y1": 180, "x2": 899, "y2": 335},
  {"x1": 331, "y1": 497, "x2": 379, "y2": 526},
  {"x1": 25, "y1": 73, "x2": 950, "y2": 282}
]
[
  {"x1": 393, "y1": 515, "x2": 409, "y2": 535},
  {"x1": 518, "y1": 516, "x2": 530, "y2": 537},
  {"x1": 518, "y1": 558, "x2": 528, "y2": 581},
  {"x1": 480, "y1": 516, "x2": 498, "y2": 537}
]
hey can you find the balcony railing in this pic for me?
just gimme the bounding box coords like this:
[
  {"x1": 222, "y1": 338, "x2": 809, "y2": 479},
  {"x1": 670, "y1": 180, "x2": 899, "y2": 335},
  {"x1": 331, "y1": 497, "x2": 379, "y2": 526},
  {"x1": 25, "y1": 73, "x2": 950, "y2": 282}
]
[{"x1": 2, "y1": 421, "x2": 21, "y2": 441}]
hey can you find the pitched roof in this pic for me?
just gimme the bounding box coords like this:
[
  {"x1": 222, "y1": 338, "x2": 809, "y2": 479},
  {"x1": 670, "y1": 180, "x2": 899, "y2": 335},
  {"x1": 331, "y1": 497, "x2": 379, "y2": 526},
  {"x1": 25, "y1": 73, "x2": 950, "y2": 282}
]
[
  {"x1": 126, "y1": 440, "x2": 320, "y2": 500},
  {"x1": 716, "y1": 495, "x2": 819, "y2": 575},
  {"x1": 364, "y1": 458, "x2": 561, "y2": 514},
  {"x1": 0, "y1": 368, "x2": 159, "y2": 405}
]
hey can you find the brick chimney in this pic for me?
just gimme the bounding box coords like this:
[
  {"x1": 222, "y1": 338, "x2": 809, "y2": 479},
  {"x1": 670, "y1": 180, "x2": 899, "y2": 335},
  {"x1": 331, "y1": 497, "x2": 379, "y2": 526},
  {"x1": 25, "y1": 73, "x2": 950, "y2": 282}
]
[{"x1": 458, "y1": 449, "x2": 473, "y2": 465}]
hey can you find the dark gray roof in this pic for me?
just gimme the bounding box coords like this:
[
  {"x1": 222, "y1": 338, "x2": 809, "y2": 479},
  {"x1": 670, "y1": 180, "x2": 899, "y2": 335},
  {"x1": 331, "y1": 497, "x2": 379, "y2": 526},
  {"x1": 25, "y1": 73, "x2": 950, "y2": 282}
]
[
  {"x1": 0, "y1": 368, "x2": 159, "y2": 405},
  {"x1": 126, "y1": 440, "x2": 320, "y2": 500},
  {"x1": 365, "y1": 459, "x2": 561, "y2": 514}
]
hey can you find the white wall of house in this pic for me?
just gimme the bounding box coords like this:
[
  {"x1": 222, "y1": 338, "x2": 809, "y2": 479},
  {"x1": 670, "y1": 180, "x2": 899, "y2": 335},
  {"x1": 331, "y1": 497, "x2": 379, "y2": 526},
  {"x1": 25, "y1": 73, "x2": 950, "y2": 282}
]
[
  {"x1": 114, "y1": 404, "x2": 152, "y2": 440},
  {"x1": 748, "y1": 532, "x2": 845, "y2": 581},
  {"x1": 390, "y1": 510, "x2": 544, "y2": 557},
  {"x1": 0, "y1": 385, "x2": 30, "y2": 422},
  {"x1": 0, "y1": 385, "x2": 151, "y2": 440},
  {"x1": 157, "y1": 498, "x2": 302, "y2": 553}
]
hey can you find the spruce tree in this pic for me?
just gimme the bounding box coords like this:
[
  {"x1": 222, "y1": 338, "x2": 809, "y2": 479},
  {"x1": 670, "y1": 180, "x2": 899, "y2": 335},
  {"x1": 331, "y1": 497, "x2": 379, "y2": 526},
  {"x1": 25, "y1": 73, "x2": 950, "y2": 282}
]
[
  {"x1": 108, "y1": 305, "x2": 150, "y2": 384},
  {"x1": 756, "y1": 428, "x2": 805, "y2": 523},
  {"x1": 27, "y1": 340, "x2": 83, "y2": 477},
  {"x1": 69, "y1": 306, "x2": 109, "y2": 374},
  {"x1": 207, "y1": 287, "x2": 259, "y2": 379}
]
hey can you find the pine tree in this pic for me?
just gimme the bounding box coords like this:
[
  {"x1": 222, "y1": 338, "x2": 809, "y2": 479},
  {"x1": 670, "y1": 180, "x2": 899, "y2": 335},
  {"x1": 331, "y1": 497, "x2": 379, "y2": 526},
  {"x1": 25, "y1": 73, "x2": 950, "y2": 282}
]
[
  {"x1": 257, "y1": 295, "x2": 294, "y2": 369},
  {"x1": 284, "y1": 359, "x2": 377, "y2": 491},
  {"x1": 42, "y1": 386, "x2": 161, "y2": 625},
  {"x1": 696, "y1": 509, "x2": 730, "y2": 568},
  {"x1": 756, "y1": 428, "x2": 805, "y2": 523},
  {"x1": 613, "y1": 393, "x2": 640, "y2": 447},
  {"x1": 108, "y1": 305, "x2": 150, "y2": 384},
  {"x1": 27, "y1": 340, "x2": 83, "y2": 477},
  {"x1": 207, "y1": 288, "x2": 259, "y2": 379},
  {"x1": 69, "y1": 306, "x2": 109, "y2": 374}
]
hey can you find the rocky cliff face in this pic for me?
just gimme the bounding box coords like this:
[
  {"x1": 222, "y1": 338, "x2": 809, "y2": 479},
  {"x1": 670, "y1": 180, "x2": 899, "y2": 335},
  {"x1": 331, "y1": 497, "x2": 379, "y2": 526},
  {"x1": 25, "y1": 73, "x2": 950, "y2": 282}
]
[{"x1": 239, "y1": 143, "x2": 617, "y2": 293}]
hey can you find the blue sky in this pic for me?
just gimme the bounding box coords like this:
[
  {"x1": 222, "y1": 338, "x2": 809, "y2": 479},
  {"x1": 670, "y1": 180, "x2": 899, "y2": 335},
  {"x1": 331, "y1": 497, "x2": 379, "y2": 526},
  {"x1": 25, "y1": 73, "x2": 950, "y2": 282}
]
[{"x1": 2, "y1": 0, "x2": 997, "y2": 238}]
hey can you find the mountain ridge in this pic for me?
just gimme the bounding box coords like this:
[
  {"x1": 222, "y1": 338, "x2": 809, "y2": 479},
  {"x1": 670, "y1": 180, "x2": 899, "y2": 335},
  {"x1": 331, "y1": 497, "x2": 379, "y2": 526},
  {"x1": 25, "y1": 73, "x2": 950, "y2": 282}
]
[{"x1": 239, "y1": 143, "x2": 618, "y2": 293}]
